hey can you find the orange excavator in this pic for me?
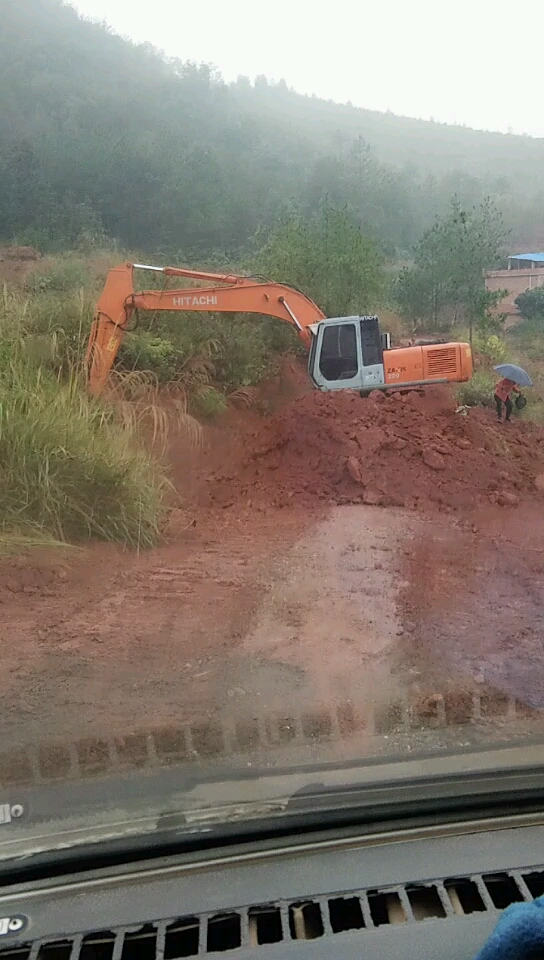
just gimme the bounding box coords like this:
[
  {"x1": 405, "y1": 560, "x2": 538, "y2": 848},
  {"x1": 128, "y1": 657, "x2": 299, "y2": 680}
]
[{"x1": 86, "y1": 262, "x2": 473, "y2": 396}]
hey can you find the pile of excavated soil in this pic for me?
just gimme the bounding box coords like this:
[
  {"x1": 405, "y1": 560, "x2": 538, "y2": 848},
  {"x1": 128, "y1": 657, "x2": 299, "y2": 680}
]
[{"x1": 207, "y1": 386, "x2": 544, "y2": 512}]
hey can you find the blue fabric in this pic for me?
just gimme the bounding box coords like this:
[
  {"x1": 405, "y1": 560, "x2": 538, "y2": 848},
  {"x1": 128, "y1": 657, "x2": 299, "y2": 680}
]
[{"x1": 474, "y1": 896, "x2": 544, "y2": 959}]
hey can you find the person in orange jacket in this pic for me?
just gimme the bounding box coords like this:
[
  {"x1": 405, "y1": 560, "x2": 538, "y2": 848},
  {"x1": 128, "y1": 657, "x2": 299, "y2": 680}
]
[{"x1": 494, "y1": 377, "x2": 521, "y2": 422}]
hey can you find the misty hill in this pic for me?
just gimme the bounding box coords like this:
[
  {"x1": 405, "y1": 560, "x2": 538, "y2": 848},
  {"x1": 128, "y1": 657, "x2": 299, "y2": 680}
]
[
  {"x1": 232, "y1": 81, "x2": 544, "y2": 186},
  {"x1": 1, "y1": 0, "x2": 543, "y2": 256}
]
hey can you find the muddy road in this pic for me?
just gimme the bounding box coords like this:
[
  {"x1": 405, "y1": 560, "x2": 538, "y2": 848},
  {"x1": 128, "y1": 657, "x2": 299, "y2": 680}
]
[
  {"x1": 3, "y1": 380, "x2": 544, "y2": 782},
  {"x1": 2, "y1": 498, "x2": 544, "y2": 784},
  {"x1": 402, "y1": 505, "x2": 544, "y2": 711},
  {"x1": 0, "y1": 506, "x2": 404, "y2": 749}
]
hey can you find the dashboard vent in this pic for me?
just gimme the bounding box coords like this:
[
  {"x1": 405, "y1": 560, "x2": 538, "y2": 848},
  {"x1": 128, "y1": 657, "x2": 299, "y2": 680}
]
[{"x1": 0, "y1": 866, "x2": 540, "y2": 957}]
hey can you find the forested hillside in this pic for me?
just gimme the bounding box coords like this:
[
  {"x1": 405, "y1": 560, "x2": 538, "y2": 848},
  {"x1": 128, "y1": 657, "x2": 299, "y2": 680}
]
[
  {"x1": 232, "y1": 81, "x2": 544, "y2": 182},
  {"x1": 2, "y1": 0, "x2": 544, "y2": 256}
]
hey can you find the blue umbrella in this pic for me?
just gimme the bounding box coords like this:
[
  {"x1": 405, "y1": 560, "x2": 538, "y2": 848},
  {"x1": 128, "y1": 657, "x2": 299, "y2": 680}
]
[{"x1": 493, "y1": 363, "x2": 533, "y2": 387}]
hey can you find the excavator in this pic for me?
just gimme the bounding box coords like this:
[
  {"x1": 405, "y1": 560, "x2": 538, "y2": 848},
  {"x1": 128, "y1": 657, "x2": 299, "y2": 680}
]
[{"x1": 86, "y1": 262, "x2": 473, "y2": 396}]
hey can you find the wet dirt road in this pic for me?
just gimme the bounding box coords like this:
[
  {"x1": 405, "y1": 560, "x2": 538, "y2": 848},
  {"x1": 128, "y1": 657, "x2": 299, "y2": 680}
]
[
  {"x1": 1, "y1": 502, "x2": 544, "y2": 780},
  {"x1": 402, "y1": 505, "x2": 544, "y2": 711},
  {"x1": 0, "y1": 507, "x2": 407, "y2": 750}
]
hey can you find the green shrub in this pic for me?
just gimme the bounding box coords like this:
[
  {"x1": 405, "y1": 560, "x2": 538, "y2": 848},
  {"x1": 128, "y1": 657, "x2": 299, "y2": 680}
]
[
  {"x1": 191, "y1": 385, "x2": 227, "y2": 419},
  {"x1": 515, "y1": 287, "x2": 544, "y2": 321},
  {"x1": 118, "y1": 312, "x2": 300, "y2": 388},
  {"x1": 119, "y1": 332, "x2": 181, "y2": 382},
  {"x1": 456, "y1": 370, "x2": 496, "y2": 408},
  {"x1": 473, "y1": 333, "x2": 508, "y2": 364}
]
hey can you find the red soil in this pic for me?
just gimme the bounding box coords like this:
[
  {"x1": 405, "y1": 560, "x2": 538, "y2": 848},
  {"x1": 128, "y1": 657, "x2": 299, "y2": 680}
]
[{"x1": 205, "y1": 386, "x2": 544, "y2": 512}]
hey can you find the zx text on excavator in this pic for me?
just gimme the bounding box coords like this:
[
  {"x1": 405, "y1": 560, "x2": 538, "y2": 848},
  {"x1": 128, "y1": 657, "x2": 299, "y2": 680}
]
[{"x1": 86, "y1": 262, "x2": 473, "y2": 396}]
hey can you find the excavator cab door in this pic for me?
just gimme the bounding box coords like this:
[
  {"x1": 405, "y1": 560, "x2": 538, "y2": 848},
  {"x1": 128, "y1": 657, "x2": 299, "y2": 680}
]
[
  {"x1": 309, "y1": 316, "x2": 385, "y2": 391},
  {"x1": 359, "y1": 315, "x2": 386, "y2": 389},
  {"x1": 309, "y1": 317, "x2": 363, "y2": 391}
]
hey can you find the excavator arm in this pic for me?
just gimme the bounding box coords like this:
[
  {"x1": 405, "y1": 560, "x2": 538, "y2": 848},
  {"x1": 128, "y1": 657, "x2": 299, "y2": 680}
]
[{"x1": 86, "y1": 262, "x2": 325, "y2": 395}]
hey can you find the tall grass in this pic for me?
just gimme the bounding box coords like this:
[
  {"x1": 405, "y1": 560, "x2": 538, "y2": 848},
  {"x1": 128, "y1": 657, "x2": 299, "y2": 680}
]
[
  {"x1": 0, "y1": 364, "x2": 169, "y2": 545},
  {"x1": 0, "y1": 284, "x2": 171, "y2": 548}
]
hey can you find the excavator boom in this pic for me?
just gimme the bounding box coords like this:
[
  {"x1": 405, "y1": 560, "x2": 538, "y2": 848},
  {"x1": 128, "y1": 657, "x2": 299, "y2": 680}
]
[
  {"x1": 86, "y1": 261, "x2": 473, "y2": 397},
  {"x1": 86, "y1": 262, "x2": 325, "y2": 395}
]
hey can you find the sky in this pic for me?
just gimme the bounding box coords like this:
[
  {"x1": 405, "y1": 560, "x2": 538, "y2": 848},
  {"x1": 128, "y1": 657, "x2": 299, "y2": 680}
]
[{"x1": 72, "y1": 0, "x2": 544, "y2": 138}]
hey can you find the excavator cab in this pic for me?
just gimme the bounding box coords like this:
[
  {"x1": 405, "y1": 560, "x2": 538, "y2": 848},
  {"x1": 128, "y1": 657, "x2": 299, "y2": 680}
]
[{"x1": 309, "y1": 316, "x2": 386, "y2": 392}]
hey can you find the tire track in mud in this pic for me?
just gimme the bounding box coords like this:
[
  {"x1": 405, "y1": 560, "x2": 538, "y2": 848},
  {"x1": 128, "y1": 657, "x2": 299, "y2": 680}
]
[
  {"x1": 0, "y1": 511, "x2": 312, "y2": 747},
  {"x1": 0, "y1": 504, "x2": 418, "y2": 771},
  {"x1": 0, "y1": 505, "x2": 411, "y2": 756}
]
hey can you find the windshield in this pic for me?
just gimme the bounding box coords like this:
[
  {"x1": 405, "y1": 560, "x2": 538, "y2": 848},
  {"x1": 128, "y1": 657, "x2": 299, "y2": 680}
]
[{"x1": 2, "y1": 0, "x2": 544, "y2": 863}]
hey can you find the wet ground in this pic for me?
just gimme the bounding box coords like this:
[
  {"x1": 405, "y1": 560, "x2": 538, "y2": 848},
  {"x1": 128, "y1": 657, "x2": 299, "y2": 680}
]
[
  {"x1": 2, "y1": 500, "x2": 544, "y2": 787},
  {"x1": 401, "y1": 504, "x2": 544, "y2": 710}
]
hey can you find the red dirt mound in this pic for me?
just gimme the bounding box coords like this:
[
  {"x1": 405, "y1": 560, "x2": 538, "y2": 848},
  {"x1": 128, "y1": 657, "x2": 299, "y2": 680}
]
[{"x1": 206, "y1": 386, "x2": 544, "y2": 512}]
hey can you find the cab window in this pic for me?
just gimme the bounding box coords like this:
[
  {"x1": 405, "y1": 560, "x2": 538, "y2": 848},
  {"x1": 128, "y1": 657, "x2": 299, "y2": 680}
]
[{"x1": 318, "y1": 323, "x2": 359, "y2": 381}]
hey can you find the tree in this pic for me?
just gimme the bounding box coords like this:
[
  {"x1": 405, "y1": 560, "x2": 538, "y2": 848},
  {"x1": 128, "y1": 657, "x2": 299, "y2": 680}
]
[
  {"x1": 395, "y1": 197, "x2": 509, "y2": 339},
  {"x1": 515, "y1": 287, "x2": 544, "y2": 322},
  {"x1": 3, "y1": 0, "x2": 541, "y2": 258},
  {"x1": 252, "y1": 202, "x2": 384, "y2": 317}
]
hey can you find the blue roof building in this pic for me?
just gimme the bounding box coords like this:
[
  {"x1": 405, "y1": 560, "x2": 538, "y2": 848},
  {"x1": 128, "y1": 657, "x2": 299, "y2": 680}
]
[{"x1": 507, "y1": 252, "x2": 544, "y2": 268}]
